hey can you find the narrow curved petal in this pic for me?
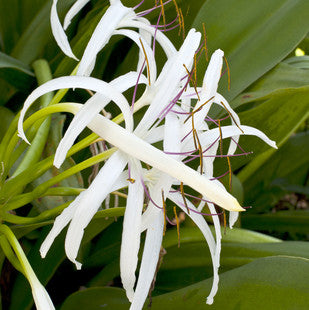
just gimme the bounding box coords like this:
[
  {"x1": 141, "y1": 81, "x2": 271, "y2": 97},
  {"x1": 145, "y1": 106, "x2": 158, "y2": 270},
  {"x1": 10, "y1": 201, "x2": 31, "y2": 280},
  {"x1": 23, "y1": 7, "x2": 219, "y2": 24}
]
[
  {"x1": 120, "y1": 159, "x2": 144, "y2": 302},
  {"x1": 135, "y1": 29, "x2": 201, "y2": 136},
  {"x1": 50, "y1": 0, "x2": 78, "y2": 60},
  {"x1": 18, "y1": 76, "x2": 133, "y2": 144},
  {"x1": 183, "y1": 125, "x2": 277, "y2": 154},
  {"x1": 85, "y1": 112, "x2": 244, "y2": 212},
  {"x1": 168, "y1": 192, "x2": 216, "y2": 255},
  {"x1": 65, "y1": 151, "x2": 127, "y2": 269},
  {"x1": 118, "y1": 19, "x2": 176, "y2": 58},
  {"x1": 114, "y1": 29, "x2": 157, "y2": 83},
  {"x1": 53, "y1": 72, "x2": 147, "y2": 168},
  {"x1": 168, "y1": 191, "x2": 220, "y2": 304},
  {"x1": 63, "y1": 0, "x2": 91, "y2": 30},
  {"x1": 40, "y1": 194, "x2": 83, "y2": 258},
  {"x1": 229, "y1": 211, "x2": 239, "y2": 229},
  {"x1": 30, "y1": 279, "x2": 55, "y2": 310},
  {"x1": 77, "y1": 1, "x2": 132, "y2": 76},
  {"x1": 130, "y1": 197, "x2": 164, "y2": 310}
]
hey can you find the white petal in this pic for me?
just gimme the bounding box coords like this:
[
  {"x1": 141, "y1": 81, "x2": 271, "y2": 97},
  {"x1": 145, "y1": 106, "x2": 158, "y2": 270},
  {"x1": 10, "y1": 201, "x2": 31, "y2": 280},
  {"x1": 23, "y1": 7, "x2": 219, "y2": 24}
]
[
  {"x1": 40, "y1": 194, "x2": 84, "y2": 258},
  {"x1": 229, "y1": 211, "x2": 239, "y2": 229},
  {"x1": 65, "y1": 151, "x2": 127, "y2": 269},
  {"x1": 168, "y1": 192, "x2": 216, "y2": 255},
  {"x1": 130, "y1": 206, "x2": 164, "y2": 310},
  {"x1": 50, "y1": 0, "x2": 78, "y2": 60},
  {"x1": 136, "y1": 17, "x2": 152, "y2": 75},
  {"x1": 76, "y1": 1, "x2": 132, "y2": 76},
  {"x1": 63, "y1": 0, "x2": 91, "y2": 30},
  {"x1": 120, "y1": 159, "x2": 144, "y2": 302},
  {"x1": 113, "y1": 29, "x2": 157, "y2": 83},
  {"x1": 205, "y1": 205, "x2": 221, "y2": 305},
  {"x1": 183, "y1": 125, "x2": 277, "y2": 154},
  {"x1": 30, "y1": 279, "x2": 55, "y2": 310},
  {"x1": 18, "y1": 76, "x2": 133, "y2": 144},
  {"x1": 135, "y1": 29, "x2": 201, "y2": 136},
  {"x1": 85, "y1": 111, "x2": 244, "y2": 212},
  {"x1": 202, "y1": 49, "x2": 224, "y2": 93},
  {"x1": 53, "y1": 72, "x2": 147, "y2": 168},
  {"x1": 118, "y1": 18, "x2": 176, "y2": 58}
]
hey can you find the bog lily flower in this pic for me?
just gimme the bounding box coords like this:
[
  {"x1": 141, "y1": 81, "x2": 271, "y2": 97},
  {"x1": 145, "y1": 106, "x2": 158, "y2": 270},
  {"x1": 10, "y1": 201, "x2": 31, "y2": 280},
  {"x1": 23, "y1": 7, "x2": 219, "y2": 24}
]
[
  {"x1": 51, "y1": 0, "x2": 176, "y2": 76},
  {"x1": 18, "y1": 13, "x2": 277, "y2": 308}
]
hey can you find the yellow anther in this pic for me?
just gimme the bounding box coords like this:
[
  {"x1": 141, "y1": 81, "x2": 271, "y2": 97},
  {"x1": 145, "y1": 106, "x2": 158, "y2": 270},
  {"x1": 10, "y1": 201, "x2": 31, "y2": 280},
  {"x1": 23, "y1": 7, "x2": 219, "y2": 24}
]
[{"x1": 173, "y1": 206, "x2": 180, "y2": 248}]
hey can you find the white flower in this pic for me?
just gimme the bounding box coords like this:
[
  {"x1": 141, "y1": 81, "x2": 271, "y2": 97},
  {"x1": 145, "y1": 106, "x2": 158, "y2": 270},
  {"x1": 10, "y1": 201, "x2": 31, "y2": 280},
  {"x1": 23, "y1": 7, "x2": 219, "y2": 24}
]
[
  {"x1": 18, "y1": 21, "x2": 277, "y2": 309},
  {"x1": 51, "y1": 0, "x2": 175, "y2": 76}
]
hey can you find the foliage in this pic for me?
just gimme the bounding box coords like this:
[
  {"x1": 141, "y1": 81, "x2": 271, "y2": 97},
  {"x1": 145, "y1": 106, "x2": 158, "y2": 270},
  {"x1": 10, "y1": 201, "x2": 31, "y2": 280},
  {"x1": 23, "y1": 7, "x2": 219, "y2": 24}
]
[{"x1": 0, "y1": 0, "x2": 308, "y2": 309}]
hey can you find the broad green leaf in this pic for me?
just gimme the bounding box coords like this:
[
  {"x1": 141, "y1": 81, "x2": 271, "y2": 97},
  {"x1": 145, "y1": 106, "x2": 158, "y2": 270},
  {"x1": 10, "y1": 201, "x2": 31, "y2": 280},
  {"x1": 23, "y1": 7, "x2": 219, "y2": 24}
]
[
  {"x1": 151, "y1": 256, "x2": 309, "y2": 310},
  {"x1": 242, "y1": 210, "x2": 309, "y2": 234},
  {"x1": 231, "y1": 86, "x2": 309, "y2": 179},
  {"x1": 162, "y1": 226, "x2": 280, "y2": 249},
  {"x1": 11, "y1": 0, "x2": 75, "y2": 64},
  {"x1": 61, "y1": 287, "x2": 130, "y2": 310},
  {"x1": 192, "y1": 0, "x2": 309, "y2": 101},
  {"x1": 243, "y1": 132, "x2": 309, "y2": 209},
  {"x1": 232, "y1": 59, "x2": 309, "y2": 109},
  {"x1": 0, "y1": 52, "x2": 34, "y2": 90},
  {"x1": 284, "y1": 55, "x2": 309, "y2": 69},
  {"x1": 0, "y1": 107, "x2": 14, "y2": 141},
  {"x1": 0, "y1": 0, "x2": 48, "y2": 53}
]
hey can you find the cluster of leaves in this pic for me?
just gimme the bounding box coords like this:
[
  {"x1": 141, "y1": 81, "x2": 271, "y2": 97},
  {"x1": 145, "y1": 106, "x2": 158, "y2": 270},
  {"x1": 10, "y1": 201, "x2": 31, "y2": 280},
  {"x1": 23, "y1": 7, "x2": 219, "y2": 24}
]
[{"x1": 0, "y1": 0, "x2": 308, "y2": 309}]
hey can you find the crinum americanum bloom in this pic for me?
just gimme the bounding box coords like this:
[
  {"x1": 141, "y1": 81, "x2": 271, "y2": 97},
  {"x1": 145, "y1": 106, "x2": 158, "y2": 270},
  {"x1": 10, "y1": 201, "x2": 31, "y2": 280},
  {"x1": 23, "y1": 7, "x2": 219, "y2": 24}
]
[{"x1": 18, "y1": 1, "x2": 277, "y2": 309}]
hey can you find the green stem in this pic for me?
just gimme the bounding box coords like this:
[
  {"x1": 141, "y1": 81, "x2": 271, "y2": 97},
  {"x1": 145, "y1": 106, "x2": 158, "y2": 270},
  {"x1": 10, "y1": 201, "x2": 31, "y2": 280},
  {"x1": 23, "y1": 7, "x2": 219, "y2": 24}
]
[
  {"x1": 11, "y1": 60, "x2": 53, "y2": 178},
  {"x1": 0, "y1": 225, "x2": 39, "y2": 283},
  {"x1": 0, "y1": 235, "x2": 24, "y2": 274},
  {"x1": 0, "y1": 132, "x2": 98, "y2": 204}
]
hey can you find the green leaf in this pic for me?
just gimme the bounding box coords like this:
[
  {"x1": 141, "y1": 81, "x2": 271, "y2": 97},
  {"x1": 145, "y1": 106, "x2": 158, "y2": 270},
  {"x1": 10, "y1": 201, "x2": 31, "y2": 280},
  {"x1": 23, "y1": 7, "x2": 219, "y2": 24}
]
[
  {"x1": 233, "y1": 86, "x2": 309, "y2": 180},
  {"x1": 155, "y1": 240, "x2": 309, "y2": 293},
  {"x1": 11, "y1": 0, "x2": 75, "y2": 64},
  {"x1": 151, "y1": 256, "x2": 309, "y2": 310},
  {"x1": 162, "y1": 226, "x2": 280, "y2": 249},
  {"x1": 243, "y1": 132, "x2": 309, "y2": 209},
  {"x1": 192, "y1": 0, "x2": 309, "y2": 100},
  {"x1": 242, "y1": 210, "x2": 309, "y2": 234},
  {"x1": 61, "y1": 287, "x2": 130, "y2": 310},
  {"x1": 30, "y1": 115, "x2": 84, "y2": 212},
  {"x1": 9, "y1": 212, "x2": 122, "y2": 310},
  {"x1": 0, "y1": 52, "x2": 34, "y2": 91},
  {"x1": 232, "y1": 60, "x2": 309, "y2": 109},
  {"x1": 0, "y1": 107, "x2": 15, "y2": 141}
]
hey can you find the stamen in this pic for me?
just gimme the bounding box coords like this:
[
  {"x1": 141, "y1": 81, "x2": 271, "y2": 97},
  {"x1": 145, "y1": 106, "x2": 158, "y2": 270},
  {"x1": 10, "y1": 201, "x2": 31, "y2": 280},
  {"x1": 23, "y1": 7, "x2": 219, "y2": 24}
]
[
  {"x1": 131, "y1": 59, "x2": 146, "y2": 110},
  {"x1": 179, "y1": 8, "x2": 185, "y2": 39},
  {"x1": 173, "y1": 206, "x2": 180, "y2": 248},
  {"x1": 184, "y1": 96, "x2": 215, "y2": 123},
  {"x1": 139, "y1": 38, "x2": 151, "y2": 86},
  {"x1": 227, "y1": 156, "x2": 232, "y2": 192},
  {"x1": 137, "y1": 0, "x2": 172, "y2": 17},
  {"x1": 183, "y1": 64, "x2": 200, "y2": 101},
  {"x1": 170, "y1": 189, "x2": 213, "y2": 204},
  {"x1": 162, "y1": 190, "x2": 167, "y2": 235},
  {"x1": 202, "y1": 23, "x2": 209, "y2": 61},
  {"x1": 141, "y1": 179, "x2": 163, "y2": 210},
  {"x1": 127, "y1": 164, "x2": 136, "y2": 183},
  {"x1": 220, "y1": 101, "x2": 244, "y2": 133},
  {"x1": 209, "y1": 170, "x2": 230, "y2": 181},
  {"x1": 223, "y1": 56, "x2": 231, "y2": 91},
  {"x1": 180, "y1": 182, "x2": 190, "y2": 213},
  {"x1": 133, "y1": 0, "x2": 145, "y2": 10},
  {"x1": 160, "y1": 0, "x2": 166, "y2": 30},
  {"x1": 223, "y1": 210, "x2": 227, "y2": 233},
  {"x1": 218, "y1": 119, "x2": 223, "y2": 157}
]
